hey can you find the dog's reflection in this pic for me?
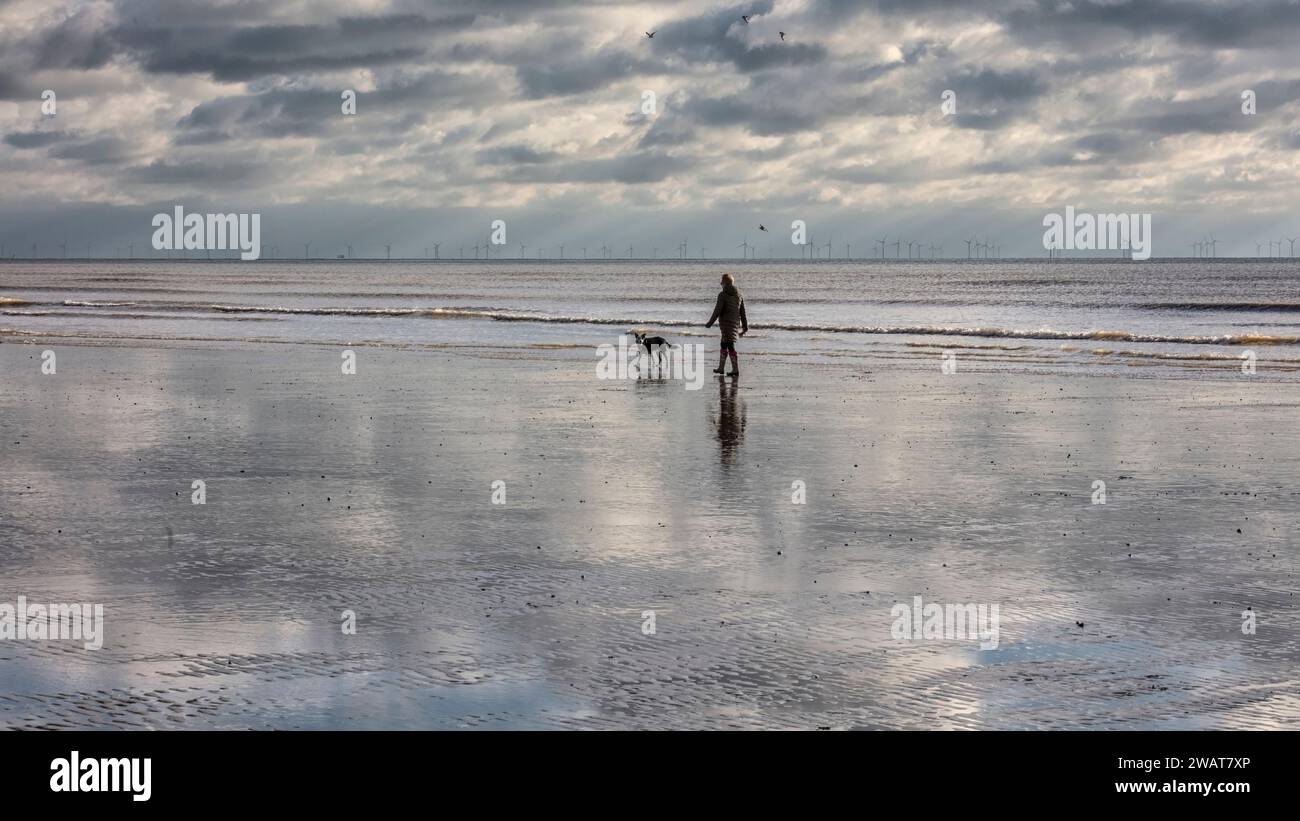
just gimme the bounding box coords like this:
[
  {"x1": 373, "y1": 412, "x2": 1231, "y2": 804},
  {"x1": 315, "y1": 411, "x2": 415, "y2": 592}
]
[{"x1": 710, "y1": 375, "x2": 745, "y2": 467}]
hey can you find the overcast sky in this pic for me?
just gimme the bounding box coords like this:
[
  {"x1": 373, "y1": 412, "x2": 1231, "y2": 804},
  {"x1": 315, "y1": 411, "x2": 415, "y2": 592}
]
[{"x1": 3, "y1": 0, "x2": 1300, "y2": 258}]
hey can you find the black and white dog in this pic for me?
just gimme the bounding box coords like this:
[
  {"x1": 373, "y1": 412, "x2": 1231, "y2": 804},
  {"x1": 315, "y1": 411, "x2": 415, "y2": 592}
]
[{"x1": 632, "y1": 331, "x2": 673, "y2": 365}]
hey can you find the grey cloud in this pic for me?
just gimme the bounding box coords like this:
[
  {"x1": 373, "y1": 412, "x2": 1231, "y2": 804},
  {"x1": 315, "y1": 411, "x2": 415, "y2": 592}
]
[
  {"x1": 125, "y1": 158, "x2": 268, "y2": 186},
  {"x1": 504, "y1": 152, "x2": 697, "y2": 185},
  {"x1": 681, "y1": 93, "x2": 831, "y2": 136},
  {"x1": 476, "y1": 144, "x2": 559, "y2": 165},
  {"x1": 0, "y1": 70, "x2": 40, "y2": 101},
  {"x1": 36, "y1": 10, "x2": 117, "y2": 70},
  {"x1": 109, "y1": 12, "x2": 479, "y2": 81},
  {"x1": 49, "y1": 135, "x2": 137, "y2": 165},
  {"x1": 516, "y1": 47, "x2": 658, "y2": 98},
  {"x1": 4, "y1": 130, "x2": 70, "y2": 149}
]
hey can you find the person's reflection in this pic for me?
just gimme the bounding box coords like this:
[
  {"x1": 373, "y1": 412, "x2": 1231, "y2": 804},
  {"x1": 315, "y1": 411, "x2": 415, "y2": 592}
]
[{"x1": 712, "y1": 375, "x2": 745, "y2": 467}]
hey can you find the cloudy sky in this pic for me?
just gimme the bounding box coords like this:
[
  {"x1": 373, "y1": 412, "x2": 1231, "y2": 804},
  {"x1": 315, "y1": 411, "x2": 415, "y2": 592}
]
[{"x1": 3, "y1": 0, "x2": 1300, "y2": 258}]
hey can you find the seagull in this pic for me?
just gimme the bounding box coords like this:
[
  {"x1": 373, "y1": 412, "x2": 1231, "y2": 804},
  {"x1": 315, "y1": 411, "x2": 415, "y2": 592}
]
[
  {"x1": 742, "y1": 15, "x2": 751, "y2": 23},
  {"x1": 758, "y1": 224, "x2": 768, "y2": 232},
  {"x1": 645, "y1": 30, "x2": 655, "y2": 38},
  {"x1": 779, "y1": 31, "x2": 786, "y2": 40}
]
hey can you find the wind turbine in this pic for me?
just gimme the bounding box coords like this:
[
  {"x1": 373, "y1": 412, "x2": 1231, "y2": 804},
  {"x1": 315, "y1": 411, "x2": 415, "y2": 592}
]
[
  {"x1": 891, "y1": 237, "x2": 901, "y2": 258},
  {"x1": 964, "y1": 237, "x2": 974, "y2": 258},
  {"x1": 627, "y1": 244, "x2": 633, "y2": 258},
  {"x1": 432, "y1": 242, "x2": 440, "y2": 259},
  {"x1": 559, "y1": 244, "x2": 564, "y2": 259},
  {"x1": 1288, "y1": 237, "x2": 1298, "y2": 257},
  {"x1": 875, "y1": 236, "x2": 887, "y2": 257},
  {"x1": 738, "y1": 235, "x2": 751, "y2": 259}
]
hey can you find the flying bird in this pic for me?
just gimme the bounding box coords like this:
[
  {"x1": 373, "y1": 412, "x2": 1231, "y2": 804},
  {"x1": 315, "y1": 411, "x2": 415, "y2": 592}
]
[
  {"x1": 779, "y1": 31, "x2": 786, "y2": 40},
  {"x1": 645, "y1": 30, "x2": 655, "y2": 38},
  {"x1": 758, "y1": 224, "x2": 768, "y2": 232},
  {"x1": 742, "y1": 15, "x2": 751, "y2": 23}
]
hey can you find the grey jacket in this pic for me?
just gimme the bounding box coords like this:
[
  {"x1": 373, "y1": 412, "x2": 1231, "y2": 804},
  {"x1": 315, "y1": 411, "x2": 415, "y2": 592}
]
[{"x1": 706, "y1": 284, "x2": 748, "y2": 345}]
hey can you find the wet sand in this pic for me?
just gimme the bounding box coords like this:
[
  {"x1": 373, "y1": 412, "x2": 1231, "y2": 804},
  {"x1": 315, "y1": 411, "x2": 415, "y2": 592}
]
[{"x1": 1, "y1": 338, "x2": 1298, "y2": 729}]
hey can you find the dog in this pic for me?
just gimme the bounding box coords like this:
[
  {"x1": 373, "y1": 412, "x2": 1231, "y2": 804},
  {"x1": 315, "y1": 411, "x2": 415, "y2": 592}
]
[{"x1": 632, "y1": 331, "x2": 673, "y2": 365}]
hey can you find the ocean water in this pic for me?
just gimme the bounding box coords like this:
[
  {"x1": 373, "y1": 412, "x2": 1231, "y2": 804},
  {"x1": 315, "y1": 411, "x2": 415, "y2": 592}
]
[{"x1": 4, "y1": 258, "x2": 1300, "y2": 376}]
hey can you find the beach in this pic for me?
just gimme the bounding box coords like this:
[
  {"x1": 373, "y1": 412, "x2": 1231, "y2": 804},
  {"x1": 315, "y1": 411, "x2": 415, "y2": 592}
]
[{"x1": 2, "y1": 318, "x2": 1297, "y2": 729}]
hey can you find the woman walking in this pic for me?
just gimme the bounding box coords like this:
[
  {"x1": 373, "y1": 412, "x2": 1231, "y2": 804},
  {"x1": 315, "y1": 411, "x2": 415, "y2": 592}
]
[{"x1": 705, "y1": 273, "x2": 748, "y2": 376}]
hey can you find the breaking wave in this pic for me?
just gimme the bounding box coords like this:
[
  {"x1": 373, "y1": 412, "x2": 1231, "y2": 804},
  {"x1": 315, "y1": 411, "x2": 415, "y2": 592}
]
[{"x1": 45, "y1": 299, "x2": 1300, "y2": 346}]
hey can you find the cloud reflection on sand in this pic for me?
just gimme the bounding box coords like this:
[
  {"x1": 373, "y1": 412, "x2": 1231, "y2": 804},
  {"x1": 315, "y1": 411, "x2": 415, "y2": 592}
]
[{"x1": 1, "y1": 341, "x2": 1297, "y2": 729}]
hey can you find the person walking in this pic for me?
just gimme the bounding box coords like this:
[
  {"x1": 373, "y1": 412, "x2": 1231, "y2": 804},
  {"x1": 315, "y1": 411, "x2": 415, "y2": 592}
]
[{"x1": 705, "y1": 272, "x2": 748, "y2": 376}]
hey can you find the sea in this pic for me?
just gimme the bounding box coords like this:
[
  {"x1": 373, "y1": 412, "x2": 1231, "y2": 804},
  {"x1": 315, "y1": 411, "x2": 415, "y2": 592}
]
[{"x1": 4, "y1": 257, "x2": 1300, "y2": 377}]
